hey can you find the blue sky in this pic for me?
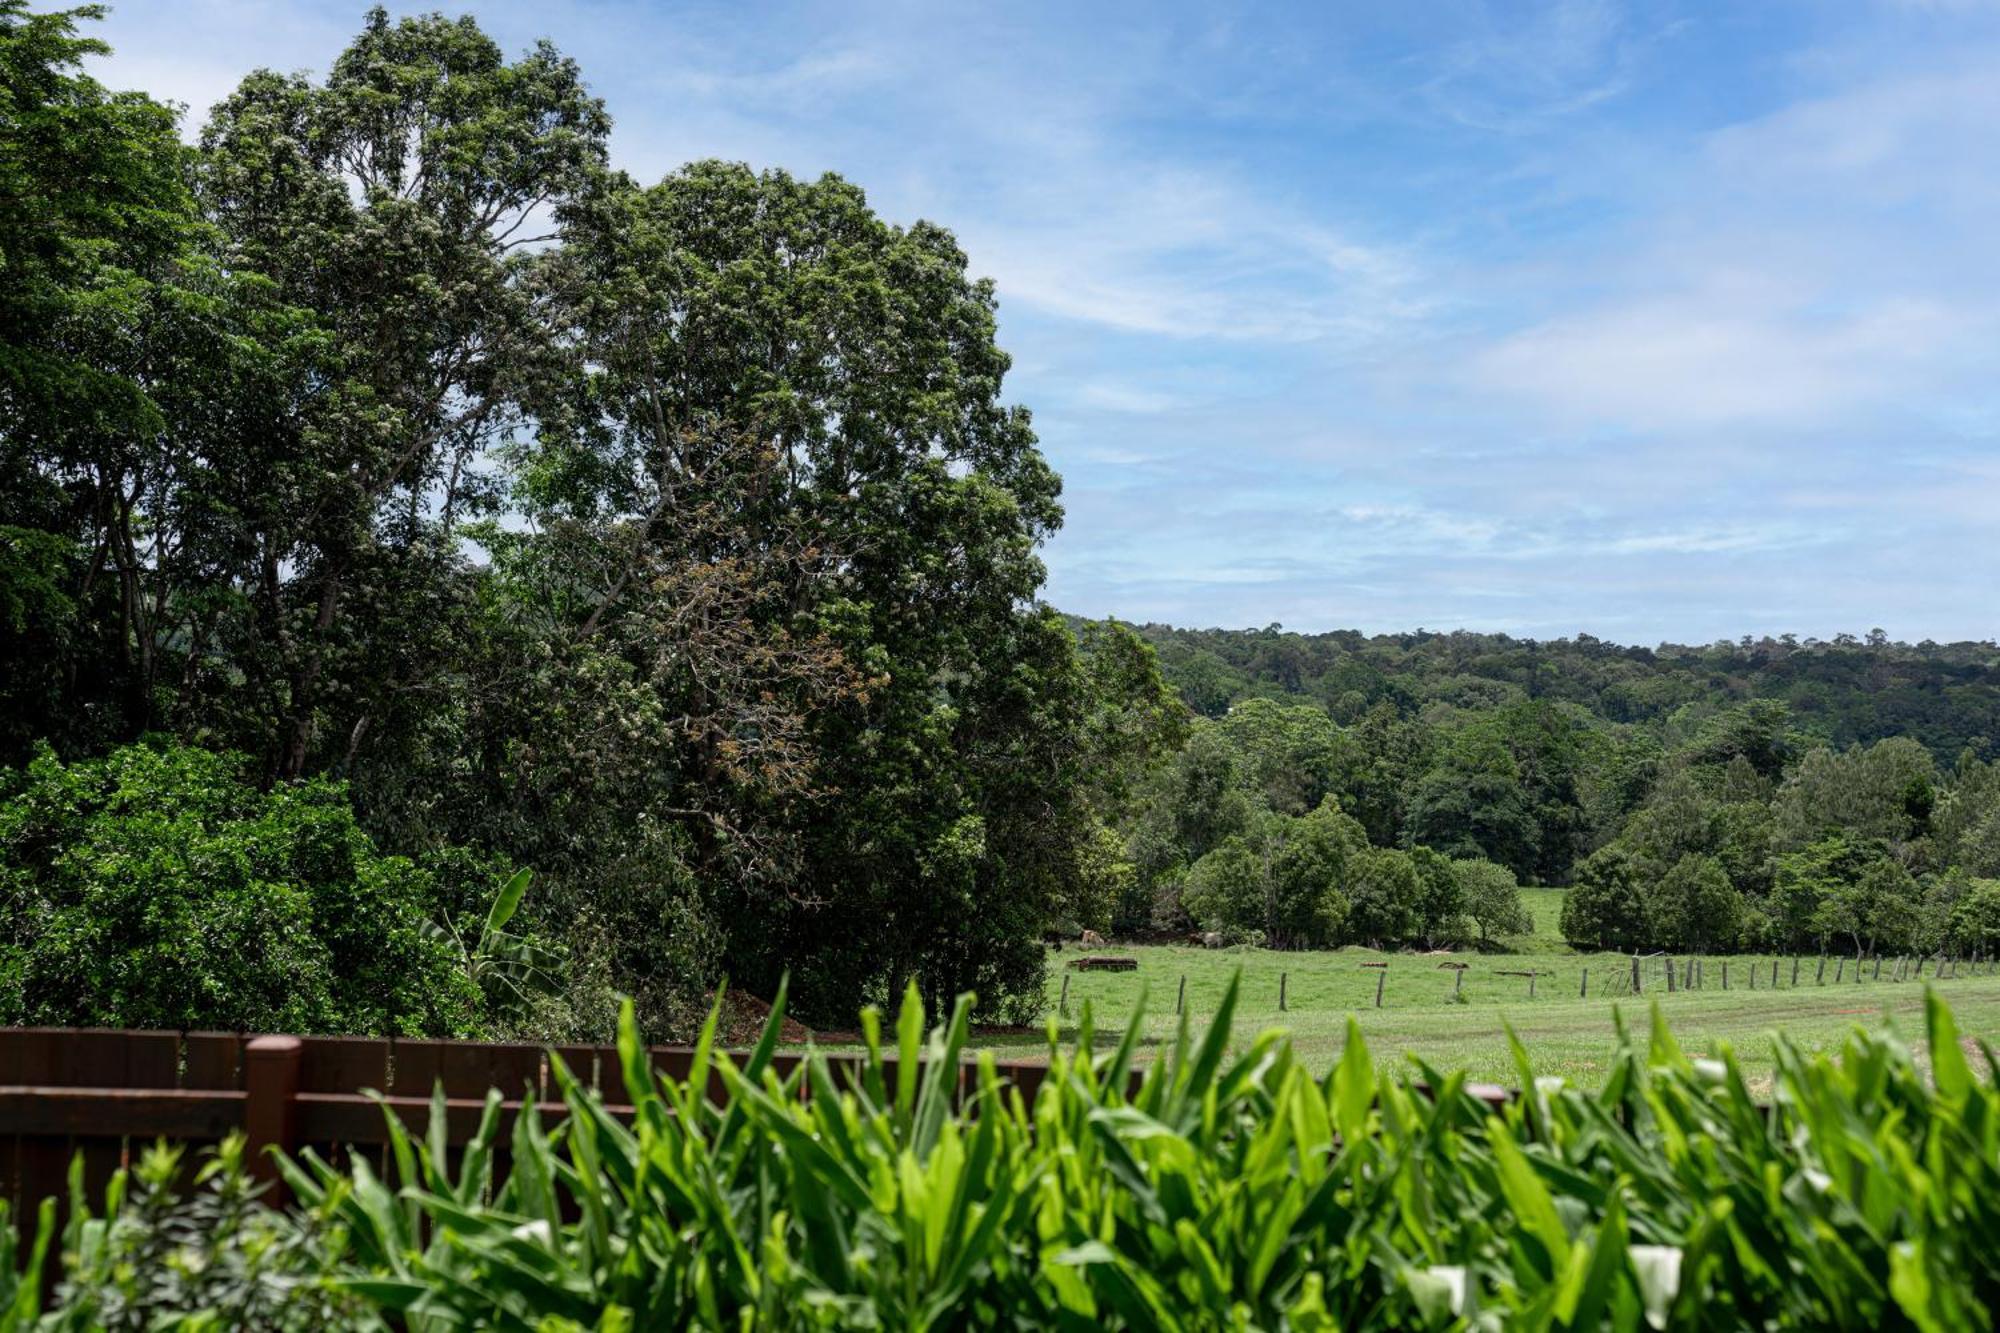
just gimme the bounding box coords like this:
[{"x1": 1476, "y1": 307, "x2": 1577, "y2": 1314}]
[{"x1": 87, "y1": 0, "x2": 2000, "y2": 643}]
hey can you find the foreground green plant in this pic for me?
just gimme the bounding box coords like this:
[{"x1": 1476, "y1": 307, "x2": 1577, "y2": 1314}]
[
  {"x1": 1, "y1": 1134, "x2": 361, "y2": 1331},
  {"x1": 5, "y1": 982, "x2": 1998, "y2": 1329}
]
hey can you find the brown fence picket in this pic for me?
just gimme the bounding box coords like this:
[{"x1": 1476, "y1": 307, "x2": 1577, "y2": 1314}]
[
  {"x1": 390, "y1": 1038, "x2": 542, "y2": 1101},
  {"x1": 548, "y1": 1045, "x2": 601, "y2": 1094},
  {"x1": 181, "y1": 1033, "x2": 244, "y2": 1090},
  {"x1": 298, "y1": 1036, "x2": 390, "y2": 1094}
]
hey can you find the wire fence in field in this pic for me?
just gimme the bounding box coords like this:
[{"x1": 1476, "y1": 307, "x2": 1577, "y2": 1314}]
[
  {"x1": 1068, "y1": 947, "x2": 2000, "y2": 1019},
  {"x1": 1480, "y1": 948, "x2": 1991, "y2": 1004}
]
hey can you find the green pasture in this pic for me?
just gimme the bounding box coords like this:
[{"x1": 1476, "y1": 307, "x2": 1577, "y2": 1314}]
[
  {"x1": 1023, "y1": 935, "x2": 2000, "y2": 1089},
  {"x1": 1517, "y1": 884, "x2": 1565, "y2": 937}
]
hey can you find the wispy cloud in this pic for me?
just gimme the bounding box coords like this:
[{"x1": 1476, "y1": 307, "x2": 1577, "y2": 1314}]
[
  {"x1": 1469, "y1": 288, "x2": 1971, "y2": 427},
  {"x1": 82, "y1": 0, "x2": 2000, "y2": 642}
]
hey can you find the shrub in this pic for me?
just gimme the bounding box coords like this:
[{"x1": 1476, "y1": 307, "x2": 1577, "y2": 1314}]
[
  {"x1": 0, "y1": 742, "x2": 480, "y2": 1034},
  {"x1": 1180, "y1": 836, "x2": 1263, "y2": 935},
  {"x1": 1948, "y1": 878, "x2": 2000, "y2": 956},
  {"x1": 9, "y1": 981, "x2": 1995, "y2": 1328},
  {"x1": 1346, "y1": 845, "x2": 1423, "y2": 945},
  {"x1": 15, "y1": 1135, "x2": 363, "y2": 1330},
  {"x1": 1410, "y1": 844, "x2": 1468, "y2": 948}
]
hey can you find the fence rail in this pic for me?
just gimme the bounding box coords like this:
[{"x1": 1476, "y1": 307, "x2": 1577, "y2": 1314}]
[
  {"x1": 0, "y1": 1021, "x2": 1517, "y2": 1261},
  {"x1": 0, "y1": 1026, "x2": 1056, "y2": 1224},
  {"x1": 0, "y1": 1028, "x2": 1156, "y2": 1243}
]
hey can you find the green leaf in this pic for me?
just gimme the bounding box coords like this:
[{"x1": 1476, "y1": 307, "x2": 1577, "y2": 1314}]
[
  {"x1": 1489, "y1": 1116, "x2": 1570, "y2": 1279},
  {"x1": 485, "y1": 866, "x2": 532, "y2": 935},
  {"x1": 1332, "y1": 1016, "x2": 1375, "y2": 1144},
  {"x1": 1926, "y1": 986, "x2": 1973, "y2": 1101}
]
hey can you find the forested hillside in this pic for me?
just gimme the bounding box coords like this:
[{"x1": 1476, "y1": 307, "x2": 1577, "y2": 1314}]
[
  {"x1": 4, "y1": 4, "x2": 1998, "y2": 1044},
  {"x1": 1105, "y1": 622, "x2": 2000, "y2": 962},
  {"x1": 1139, "y1": 623, "x2": 2000, "y2": 756}
]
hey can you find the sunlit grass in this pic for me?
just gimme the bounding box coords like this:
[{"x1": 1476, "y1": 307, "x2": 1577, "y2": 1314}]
[{"x1": 1022, "y1": 938, "x2": 2000, "y2": 1087}]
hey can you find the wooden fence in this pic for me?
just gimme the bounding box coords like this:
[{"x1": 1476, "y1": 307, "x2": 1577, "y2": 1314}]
[
  {"x1": 0, "y1": 1026, "x2": 1070, "y2": 1228},
  {"x1": 1, "y1": 1023, "x2": 1514, "y2": 1260}
]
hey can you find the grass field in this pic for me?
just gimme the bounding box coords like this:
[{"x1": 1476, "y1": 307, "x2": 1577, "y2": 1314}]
[
  {"x1": 1518, "y1": 884, "x2": 1565, "y2": 936},
  {"x1": 1024, "y1": 923, "x2": 2000, "y2": 1089}
]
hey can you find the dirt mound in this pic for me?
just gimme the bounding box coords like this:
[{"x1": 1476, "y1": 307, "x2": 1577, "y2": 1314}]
[{"x1": 721, "y1": 989, "x2": 814, "y2": 1045}]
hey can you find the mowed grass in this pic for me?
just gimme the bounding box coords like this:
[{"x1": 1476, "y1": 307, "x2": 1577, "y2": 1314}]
[
  {"x1": 1518, "y1": 885, "x2": 1565, "y2": 937},
  {"x1": 1022, "y1": 933, "x2": 2000, "y2": 1090}
]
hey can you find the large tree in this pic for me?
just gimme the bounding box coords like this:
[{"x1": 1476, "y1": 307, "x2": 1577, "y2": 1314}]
[
  {"x1": 0, "y1": 0, "x2": 201, "y2": 759},
  {"x1": 190, "y1": 8, "x2": 609, "y2": 781},
  {"x1": 510, "y1": 161, "x2": 1082, "y2": 1022}
]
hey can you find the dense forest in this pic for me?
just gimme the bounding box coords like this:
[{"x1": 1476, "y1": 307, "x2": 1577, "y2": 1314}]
[
  {"x1": 1111, "y1": 623, "x2": 2000, "y2": 963},
  {"x1": 4, "y1": 5, "x2": 1999, "y2": 1044}
]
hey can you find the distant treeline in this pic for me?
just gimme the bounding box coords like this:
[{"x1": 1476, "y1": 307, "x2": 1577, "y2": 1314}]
[
  {"x1": 1093, "y1": 622, "x2": 2000, "y2": 961},
  {"x1": 1128, "y1": 622, "x2": 2000, "y2": 758}
]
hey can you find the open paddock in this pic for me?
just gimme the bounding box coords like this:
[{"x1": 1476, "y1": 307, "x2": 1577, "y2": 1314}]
[{"x1": 1020, "y1": 941, "x2": 2000, "y2": 1088}]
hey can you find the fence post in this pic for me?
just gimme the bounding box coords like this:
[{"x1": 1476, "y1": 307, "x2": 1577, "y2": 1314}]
[
  {"x1": 1173, "y1": 974, "x2": 1182, "y2": 1016},
  {"x1": 1631, "y1": 954, "x2": 1641, "y2": 994},
  {"x1": 1279, "y1": 971, "x2": 1287, "y2": 1012},
  {"x1": 1816, "y1": 954, "x2": 1827, "y2": 984},
  {"x1": 1791, "y1": 956, "x2": 1800, "y2": 987},
  {"x1": 1773, "y1": 959, "x2": 1779, "y2": 988},
  {"x1": 1580, "y1": 967, "x2": 1587, "y2": 998},
  {"x1": 1666, "y1": 957, "x2": 1676, "y2": 993},
  {"x1": 1749, "y1": 959, "x2": 1756, "y2": 990},
  {"x1": 1834, "y1": 957, "x2": 1845, "y2": 983},
  {"x1": 1060, "y1": 973, "x2": 1071, "y2": 1016},
  {"x1": 1455, "y1": 967, "x2": 1465, "y2": 999},
  {"x1": 1686, "y1": 958, "x2": 1695, "y2": 990},
  {"x1": 1374, "y1": 969, "x2": 1386, "y2": 1009},
  {"x1": 1873, "y1": 955, "x2": 1882, "y2": 981},
  {"x1": 245, "y1": 1035, "x2": 302, "y2": 1201},
  {"x1": 1528, "y1": 971, "x2": 1537, "y2": 1000},
  {"x1": 1721, "y1": 960, "x2": 1729, "y2": 990}
]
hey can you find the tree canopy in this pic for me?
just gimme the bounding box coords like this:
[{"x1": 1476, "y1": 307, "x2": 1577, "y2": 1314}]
[{"x1": 0, "y1": 5, "x2": 1176, "y2": 1034}]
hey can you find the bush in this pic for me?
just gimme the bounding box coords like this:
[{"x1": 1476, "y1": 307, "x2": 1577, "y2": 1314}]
[
  {"x1": 1948, "y1": 878, "x2": 2000, "y2": 956},
  {"x1": 1180, "y1": 836, "x2": 1264, "y2": 936},
  {"x1": 1346, "y1": 846, "x2": 1423, "y2": 945},
  {"x1": 16, "y1": 1135, "x2": 363, "y2": 1330},
  {"x1": 11, "y1": 981, "x2": 1996, "y2": 1328},
  {"x1": 0, "y1": 743, "x2": 480, "y2": 1034}
]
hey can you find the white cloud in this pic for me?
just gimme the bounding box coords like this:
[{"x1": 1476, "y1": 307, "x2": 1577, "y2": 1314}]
[
  {"x1": 1598, "y1": 527, "x2": 1817, "y2": 556},
  {"x1": 1464, "y1": 50, "x2": 2000, "y2": 430},
  {"x1": 1072, "y1": 383, "x2": 1184, "y2": 415},
  {"x1": 1470, "y1": 288, "x2": 1969, "y2": 427},
  {"x1": 958, "y1": 169, "x2": 1426, "y2": 346},
  {"x1": 75, "y1": 0, "x2": 2000, "y2": 641}
]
